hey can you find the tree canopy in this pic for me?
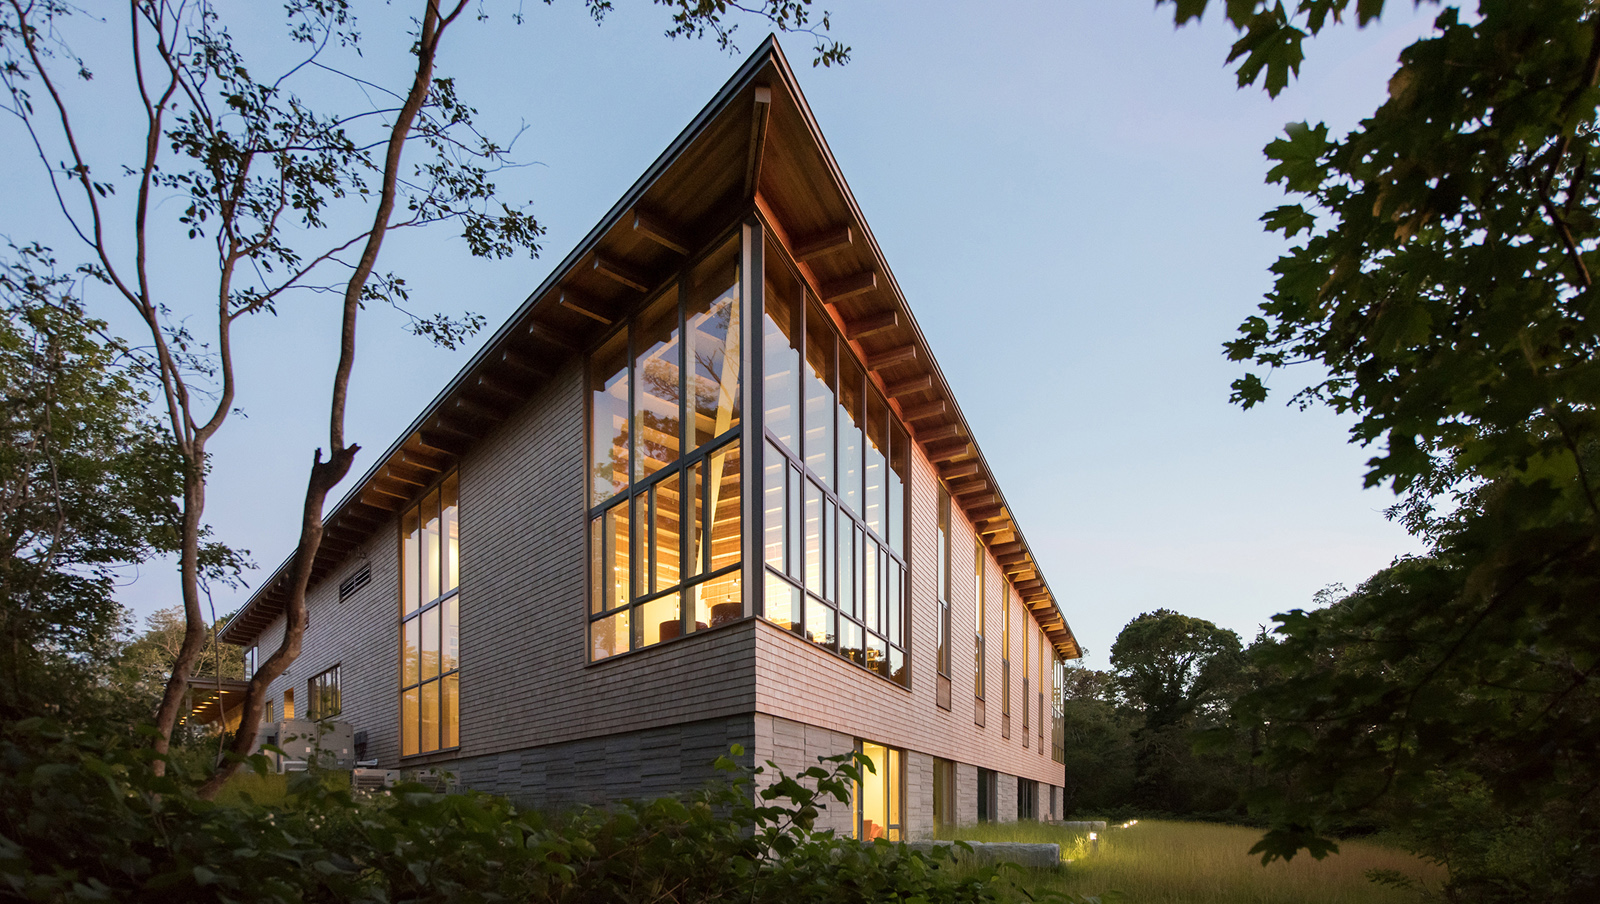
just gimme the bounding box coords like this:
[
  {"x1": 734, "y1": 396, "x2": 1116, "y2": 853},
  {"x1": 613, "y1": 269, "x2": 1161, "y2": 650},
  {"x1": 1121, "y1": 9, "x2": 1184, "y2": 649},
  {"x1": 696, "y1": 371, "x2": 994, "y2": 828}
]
[{"x1": 1165, "y1": 0, "x2": 1600, "y2": 894}]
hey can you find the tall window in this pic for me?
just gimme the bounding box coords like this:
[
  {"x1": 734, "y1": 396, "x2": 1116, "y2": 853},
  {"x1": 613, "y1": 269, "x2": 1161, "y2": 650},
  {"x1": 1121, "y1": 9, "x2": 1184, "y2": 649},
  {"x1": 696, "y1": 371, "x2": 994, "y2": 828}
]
[
  {"x1": 400, "y1": 472, "x2": 461, "y2": 756},
  {"x1": 932, "y1": 757, "x2": 955, "y2": 829},
  {"x1": 974, "y1": 539, "x2": 986, "y2": 700},
  {"x1": 308, "y1": 665, "x2": 341, "y2": 721},
  {"x1": 976, "y1": 767, "x2": 997, "y2": 822},
  {"x1": 855, "y1": 740, "x2": 904, "y2": 841},
  {"x1": 1018, "y1": 778, "x2": 1038, "y2": 820},
  {"x1": 283, "y1": 688, "x2": 295, "y2": 720},
  {"x1": 244, "y1": 646, "x2": 257, "y2": 680},
  {"x1": 937, "y1": 489, "x2": 951, "y2": 678},
  {"x1": 1002, "y1": 584, "x2": 1012, "y2": 730},
  {"x1": 589, "y1": 238, "x2": 744, "y2": 660},
  {"x1": 1022, "y1": 617, "x2": 1031, "y2": 741},
  {"x1": 1052, "y1": 650, "x2": 1067, "y2": 764},
  {"x1": 762, "y1": 238, "x2": 910, "y2": 686}
]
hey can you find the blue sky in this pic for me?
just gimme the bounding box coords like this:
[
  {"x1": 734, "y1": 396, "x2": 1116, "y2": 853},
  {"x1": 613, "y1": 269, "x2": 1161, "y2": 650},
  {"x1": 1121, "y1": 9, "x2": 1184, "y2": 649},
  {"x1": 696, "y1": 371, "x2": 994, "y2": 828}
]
[{"x1": 10, "y1": 2, "x2": 1442, "y2": 669}]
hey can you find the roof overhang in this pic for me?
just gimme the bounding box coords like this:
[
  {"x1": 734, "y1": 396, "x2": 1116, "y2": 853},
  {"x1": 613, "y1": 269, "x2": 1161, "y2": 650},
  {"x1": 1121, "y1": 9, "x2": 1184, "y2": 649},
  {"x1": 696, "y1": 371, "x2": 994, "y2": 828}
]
[{"x1": 220, "y1": 36, "x2": 1080, "y2": 661}]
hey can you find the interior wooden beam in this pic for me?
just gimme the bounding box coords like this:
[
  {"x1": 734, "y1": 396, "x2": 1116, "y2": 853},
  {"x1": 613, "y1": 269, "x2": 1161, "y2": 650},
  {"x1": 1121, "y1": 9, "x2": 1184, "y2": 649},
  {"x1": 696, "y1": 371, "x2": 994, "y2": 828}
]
[
  {"x1": 866, "y1": 344, "x2": 916, "y2": 371},
  {"x1": 939, "y1": 460, "x2": 981, "y2": 480},
  {"x1": 901, "y1": 399, "x2": 947, "y2": 422},
  {"x1": 843, "y1": 310, "x2": 897, "y2": 340},
  {"x1": 592, "y1": 254, "x2": 650, "y2": 292},
  {"x1": 632, "y1": 208, "x2": 690, "y2": 255},
  {"x1": 925, "y1": 440, "x2": 971, "y2": 463},
  {"x1": 918, "y1": 422, "x2": 963, "y2": 443},
  {"x1": 820, "y1": 270, "x2": 877, "y2": 304},
  {"x1": 744, "y1": 84, "x2": 772, "y2": 198},
  {"x1": 559, "y1": 288, "x2": 614, "y2": 325},
  {"x1": 793, "y1": 225, "x2": 852, "y2": 262}
]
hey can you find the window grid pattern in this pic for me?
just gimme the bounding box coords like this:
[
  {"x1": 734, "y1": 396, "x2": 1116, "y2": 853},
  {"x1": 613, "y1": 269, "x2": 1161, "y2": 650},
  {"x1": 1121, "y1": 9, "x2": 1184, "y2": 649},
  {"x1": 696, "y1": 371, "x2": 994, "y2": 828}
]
[
  {"x1": 399, "y1": 472, "x2": 460, "y2": 757},
  {"x1": 761, "y1": 238, "x2": 910, "y2": 686},
  {"x1": 588, "y1": 238, "x2": 745, "y2": 660},
  {"x1": 308, "y1": 665, "x2": 341, "y2": 721}
]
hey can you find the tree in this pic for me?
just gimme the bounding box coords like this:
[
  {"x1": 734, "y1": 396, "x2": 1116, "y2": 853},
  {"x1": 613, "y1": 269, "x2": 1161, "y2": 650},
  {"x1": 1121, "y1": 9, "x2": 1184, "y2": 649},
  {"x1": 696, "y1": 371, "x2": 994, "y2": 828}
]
[
  {"x1": 1164, "y1": 0, "x2": 1600, "y2": 892},
  {"x1": 1108, "y1": 610, "x2": 1244, "y2": 812},
  {"x1": 0, "y1": 0, "x2": 847, "y2": 795},
  {"x1": 0, "y1": 243, "x2": 196, "y2": 722},
  {"x1": 1109, "y1": 609, "x2": 1243, "y2": 732}
]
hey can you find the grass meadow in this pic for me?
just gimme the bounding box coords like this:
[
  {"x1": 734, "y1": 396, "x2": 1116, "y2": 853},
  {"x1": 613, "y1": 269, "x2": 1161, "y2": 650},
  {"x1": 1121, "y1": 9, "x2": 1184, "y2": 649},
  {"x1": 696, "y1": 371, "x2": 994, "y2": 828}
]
[{"x1": 936, "y1": 820, "x2": 1447, "y2": 903}]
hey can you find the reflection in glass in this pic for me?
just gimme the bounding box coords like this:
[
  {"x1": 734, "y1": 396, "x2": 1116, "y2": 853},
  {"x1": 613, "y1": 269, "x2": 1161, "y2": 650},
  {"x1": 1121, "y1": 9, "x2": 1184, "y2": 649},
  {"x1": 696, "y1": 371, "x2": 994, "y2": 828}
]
[
  {"x1": 687, "y1": 240, "x2": 741, "y2": 449},
  {"x1": 402, "y1": 688, "x2": 419, "y2": 756},
  {"x1": 402, "y1": 618, "x2": 419, "y2": 686},
  {"x1": 691, "y1": 569, "x2": 741, "y2": 631},
  {"x1": 804, "y1": 480, "x2": 823, "y2": 597},
  {"x1": 633, "y1": 290, "x2": 682, "y2": 483},
  {"x1": 865, "y1": 393, "x2": 887, "y2": 538},
  {"x1": 604, "y1": 504, "x2": 630, "y2": 611},
  {"x1": 652, "y1": 473, "x2": 681, "y2": 594},
  {"x1": 422, "y1": 605, "x2": 440, "y2": 681},
  {"x1": 591, "y1": 609, "x2": 629, "y2": 661},
  {"x1": 442, "y1": 674, "x2": 459, "y2": 749},
  {"x1": 887, "y1": 428, "x2": 905, "y2": 558},
  {"x1": 444, "y1": 596, "x2": 459, "y2": 673},
  {"x1": 837, "y1": 354, "x2": 864, "y2": 517},
  {"x1": 806, "y1": 596, "x2": 837, "y2": 649},
  {"x1": 443, "y1": 473, "x2": 460, "y2": 592},
  {"x1": 402, "y1": 507, "x2": 420, "y2": 615},
  {"x1": 766, "y1": 571, "x2": 800, "y2": 631},
  {"x1": 420, "y1": 680, "x2": 439, "y2": 753},
  {"x1": 763, "y1": 442, "x2": 786, "y2": 572},
  {"x1": 589, "y1": 330, "x2": 630, "y2": 506},
  {"x1": 421, "y1": 489, "x2": 441, "y2": 604},
  {"x1": 706, "y1": 440, "x2": 742, "y2": 576},
  {"x1": 841, "y1": 617, "x2": 864, "y2": 665},
  {"x1": 763, "y1": 239, "x2": 801, "y2": 454},
  {"x1": 804, "y1": 303, "x2": 835, "y2": 490}
]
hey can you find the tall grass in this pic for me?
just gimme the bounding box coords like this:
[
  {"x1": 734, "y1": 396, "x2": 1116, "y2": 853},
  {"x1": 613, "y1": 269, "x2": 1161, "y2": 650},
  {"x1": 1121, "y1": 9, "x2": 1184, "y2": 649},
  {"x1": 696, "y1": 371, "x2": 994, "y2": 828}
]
[{"x1": 937, "y1": 820, "x2": 1446, "y2": 903}]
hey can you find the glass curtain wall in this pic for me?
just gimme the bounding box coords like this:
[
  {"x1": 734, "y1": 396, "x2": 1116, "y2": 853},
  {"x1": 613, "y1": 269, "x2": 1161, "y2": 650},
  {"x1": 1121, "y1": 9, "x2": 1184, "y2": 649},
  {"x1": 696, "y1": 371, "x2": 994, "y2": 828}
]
[
  {"x1": 588, "y1": 236, "x2": 744, "y2": 661},
  {"x1": 761, "y1": 237, "x2": 910, "y2": 686}
]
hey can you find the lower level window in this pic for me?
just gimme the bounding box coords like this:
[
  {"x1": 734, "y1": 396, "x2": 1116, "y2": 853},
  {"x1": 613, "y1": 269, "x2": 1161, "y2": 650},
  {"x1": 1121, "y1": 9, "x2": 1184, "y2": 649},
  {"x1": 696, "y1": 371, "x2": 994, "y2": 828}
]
[
  {"x1": 932, "y1": 757, "x2": 956, "y2": 829},
  {"x1": 977, "y1": 767, "x2": 998, "y2": 822},
  {"x1": 308, "y1": 665, "x2": 341, "y2": 721},
  {"x1": 855, "y1": 740, "x2": 904, "y2": 841},
  {"x1": 1018, "y1": 778, "x2": 1037, "y2": 820}
]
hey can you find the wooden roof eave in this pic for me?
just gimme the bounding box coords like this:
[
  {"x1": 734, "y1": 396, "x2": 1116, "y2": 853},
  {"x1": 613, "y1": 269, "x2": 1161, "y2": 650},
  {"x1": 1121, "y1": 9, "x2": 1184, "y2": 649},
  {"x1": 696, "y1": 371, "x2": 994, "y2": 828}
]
[{"x1": 751, "y1": 49, "x2": 1081, "y2": 660}]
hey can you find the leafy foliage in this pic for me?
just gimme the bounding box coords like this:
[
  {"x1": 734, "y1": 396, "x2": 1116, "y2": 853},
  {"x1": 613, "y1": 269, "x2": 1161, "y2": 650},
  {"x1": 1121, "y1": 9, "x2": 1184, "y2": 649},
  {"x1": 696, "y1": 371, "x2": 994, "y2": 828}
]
[
  {"x1": 0, "y1": 722, "x2": 1022, "y2": 904},
  {"x1": 0, "y1": 245, "x2": 184, "y2": 723},
  {"x1": 1162, "y1": 1, "x2": 1600, "y2": 898}
]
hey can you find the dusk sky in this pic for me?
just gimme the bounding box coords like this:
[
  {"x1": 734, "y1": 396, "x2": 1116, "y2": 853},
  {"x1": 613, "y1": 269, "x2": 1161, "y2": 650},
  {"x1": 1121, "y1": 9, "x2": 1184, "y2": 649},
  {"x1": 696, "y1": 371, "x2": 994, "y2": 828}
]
[{"x1": 17, "y1": 2, "x2": 1444, "y2": 670}]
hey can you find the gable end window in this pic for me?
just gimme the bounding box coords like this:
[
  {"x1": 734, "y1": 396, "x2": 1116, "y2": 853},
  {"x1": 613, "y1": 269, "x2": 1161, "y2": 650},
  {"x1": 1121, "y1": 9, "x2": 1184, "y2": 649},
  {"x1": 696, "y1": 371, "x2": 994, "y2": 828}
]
[
  {"x1": 399, "y1": 471, "x2": 460, "y2": 756},
  {"x1": 588, "y1": 237, "x2": 745, "y2": 660}
]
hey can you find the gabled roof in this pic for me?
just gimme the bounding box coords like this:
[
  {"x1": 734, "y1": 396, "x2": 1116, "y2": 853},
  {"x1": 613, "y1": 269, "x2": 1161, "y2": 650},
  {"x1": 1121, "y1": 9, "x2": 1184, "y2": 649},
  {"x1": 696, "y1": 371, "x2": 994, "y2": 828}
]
[{"x1": 220, "y1": 37, "x2": 1080, "y2": 660}]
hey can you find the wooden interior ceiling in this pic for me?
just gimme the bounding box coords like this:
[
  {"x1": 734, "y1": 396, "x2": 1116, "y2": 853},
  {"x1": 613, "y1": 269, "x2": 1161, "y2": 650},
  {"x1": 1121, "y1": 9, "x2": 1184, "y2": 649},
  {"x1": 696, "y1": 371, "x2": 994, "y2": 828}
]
[{"x1": 221, "y1": 39, "x2": 1080, "y2": 661}]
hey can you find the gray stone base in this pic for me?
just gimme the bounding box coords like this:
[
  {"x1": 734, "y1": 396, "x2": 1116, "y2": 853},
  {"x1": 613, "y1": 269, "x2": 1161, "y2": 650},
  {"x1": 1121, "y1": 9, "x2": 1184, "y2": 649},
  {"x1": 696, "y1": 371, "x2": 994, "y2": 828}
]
[{"x1": 445, "y1": 714, "x2": 755, "y2": 810}]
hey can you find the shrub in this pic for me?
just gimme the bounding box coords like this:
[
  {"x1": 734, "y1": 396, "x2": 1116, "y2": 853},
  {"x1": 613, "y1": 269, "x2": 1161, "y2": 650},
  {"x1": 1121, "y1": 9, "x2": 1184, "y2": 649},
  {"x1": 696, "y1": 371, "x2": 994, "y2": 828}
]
[{"x1": 0, "y1": 719, "x2": 1080, "y2": 903}]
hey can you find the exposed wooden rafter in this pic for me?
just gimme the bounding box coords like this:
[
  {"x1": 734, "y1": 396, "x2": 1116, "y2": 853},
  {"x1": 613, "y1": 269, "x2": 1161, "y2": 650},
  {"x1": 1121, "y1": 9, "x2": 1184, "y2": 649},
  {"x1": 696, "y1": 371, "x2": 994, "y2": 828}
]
[
  {"x1": 925, "y1": 439, "x2": 971, "y2": 463},
  {"x1": 526, "y1": 320, "x2": 577, "y2": 352},
  {"x1": 592, "y1": 255, "x2": 650, "y2": 292},
  {"x1": 939, "y1": 460, "x2": 981, "y2": 480},
  {"x1": 632, "y1": 208, "x2": 690, "y2": 255},
  {"x1": 866, "y1": 344, "x2": 916, "y2": 370},
  {"x1": 744, "y1": 84, "x2": 772, "y2": 198},
  {"x1": 793, "y1": 224, "x2": 852, "y2": 262},
  {"x1": 820, "y1": 270, "x2": 877, "y2": 304},
  {"x1": 886, "y1": 374, "x2": 933, "y2": 398},
  {"x1": 559, "y1": 288, "x2": 614, "y2": 325},
  {"x1": 900, "y1": 399, "x2": 947, "y2": 422},
  {"x1": 918, "y1": 422, "x2": 962, "y2": 443},
  {"x1": 843, "y1": 310, "x2": 897, "y2": 340}
]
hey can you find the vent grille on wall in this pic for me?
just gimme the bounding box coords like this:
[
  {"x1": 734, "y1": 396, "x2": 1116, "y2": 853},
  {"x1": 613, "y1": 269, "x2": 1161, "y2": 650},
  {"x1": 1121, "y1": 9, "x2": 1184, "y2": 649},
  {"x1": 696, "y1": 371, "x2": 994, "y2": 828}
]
[{"x1": 338, "y1": 563, "x2": 372, "y2": 602}]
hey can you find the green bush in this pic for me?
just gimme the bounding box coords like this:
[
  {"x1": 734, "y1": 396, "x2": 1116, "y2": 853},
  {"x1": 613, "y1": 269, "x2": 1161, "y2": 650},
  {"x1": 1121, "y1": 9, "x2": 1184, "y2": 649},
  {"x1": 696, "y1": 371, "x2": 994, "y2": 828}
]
[{"x1": 0, "y1": 719, "x2": 1084, "y2": 903}]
